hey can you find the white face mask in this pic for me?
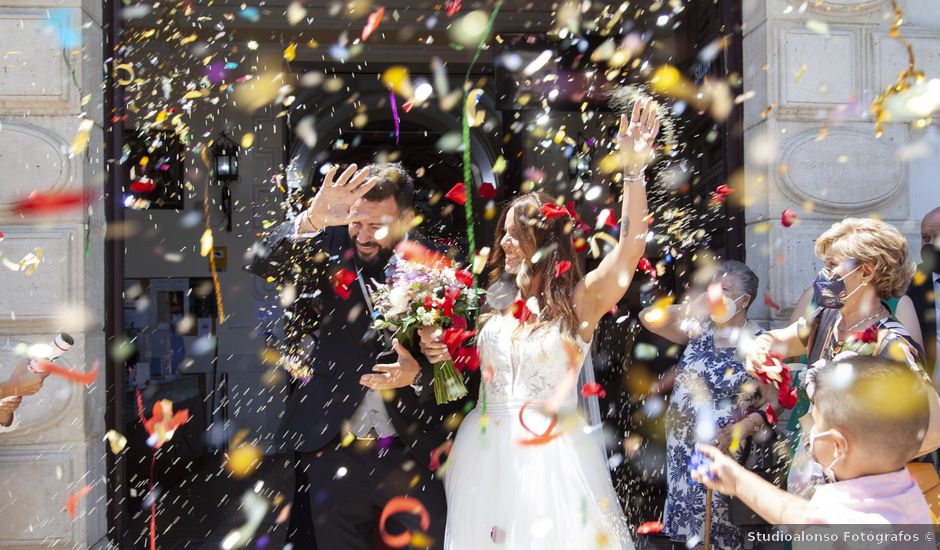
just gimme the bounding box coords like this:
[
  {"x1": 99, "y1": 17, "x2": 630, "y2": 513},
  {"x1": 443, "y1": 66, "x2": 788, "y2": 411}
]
[
  {"x1": 808, "y1": 426, "x2": 846, "y2": 482},
  {"x1": 710, "y1": 294, "x2": 747, "y2": 324}
]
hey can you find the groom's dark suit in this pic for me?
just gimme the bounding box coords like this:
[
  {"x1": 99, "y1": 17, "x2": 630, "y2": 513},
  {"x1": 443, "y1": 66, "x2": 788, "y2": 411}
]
[{"x1": 250, "y1": 221, "x2": 471, "y2": 549}]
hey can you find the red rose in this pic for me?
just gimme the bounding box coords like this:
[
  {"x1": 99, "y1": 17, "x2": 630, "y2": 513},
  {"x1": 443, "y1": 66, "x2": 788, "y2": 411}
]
[
  {"x1": 443, "y1": 327, "x2": 475, "y2": 349},
  {"x1": 442, "y1": 287, "x2": 461, "y2": 317},
  {"x1": 453, "y1": 346, "x2": 480, "y2": 371},
  {"x1": 455, "y1": 269, "x2": 474, "y2": 287}
]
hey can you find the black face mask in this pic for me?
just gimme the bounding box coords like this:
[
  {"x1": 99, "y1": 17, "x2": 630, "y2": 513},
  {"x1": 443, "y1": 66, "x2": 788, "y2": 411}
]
[{"x1": 922, "y1": 244, "x2": 939, "y2": 274}]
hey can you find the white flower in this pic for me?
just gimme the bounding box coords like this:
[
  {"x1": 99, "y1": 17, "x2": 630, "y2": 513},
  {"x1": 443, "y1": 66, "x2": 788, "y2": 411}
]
[{"x1": 386, "y1": 286, "x2": 410, "y2": 318}]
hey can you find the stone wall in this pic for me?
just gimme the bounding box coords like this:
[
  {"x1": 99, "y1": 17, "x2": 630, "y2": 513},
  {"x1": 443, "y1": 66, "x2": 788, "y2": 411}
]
[
  {"x1": 742, "y1": 0, "x2": 940, "y2": 325},
  {"x1": 0, "y1": 0, "x2": 107, "y2": 548}
]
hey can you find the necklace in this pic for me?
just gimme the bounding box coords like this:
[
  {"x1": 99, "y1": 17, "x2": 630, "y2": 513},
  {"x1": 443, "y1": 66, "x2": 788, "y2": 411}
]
[{"x1": 841, "y1": 309, "x2": 884, "y2": 333}]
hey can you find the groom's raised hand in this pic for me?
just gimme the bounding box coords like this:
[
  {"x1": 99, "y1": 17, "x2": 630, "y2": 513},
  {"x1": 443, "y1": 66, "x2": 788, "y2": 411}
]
[
  {"x1": 298, "y1": 163, "x2": 380, "y2": 232},
  {"x1": 361, "y1": 339, "x2": 421, "y2": 390}
]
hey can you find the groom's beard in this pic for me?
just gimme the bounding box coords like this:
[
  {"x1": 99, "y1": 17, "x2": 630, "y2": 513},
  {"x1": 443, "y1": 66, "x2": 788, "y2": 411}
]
[{"x1": 356, "y1": 243, "x2": 394, "y2": 277}]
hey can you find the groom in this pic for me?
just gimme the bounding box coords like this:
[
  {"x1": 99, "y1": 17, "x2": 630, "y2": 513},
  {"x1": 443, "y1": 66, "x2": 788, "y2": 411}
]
[{"x1": 250, "y1": 162, "x2": 466, "y2": 549}]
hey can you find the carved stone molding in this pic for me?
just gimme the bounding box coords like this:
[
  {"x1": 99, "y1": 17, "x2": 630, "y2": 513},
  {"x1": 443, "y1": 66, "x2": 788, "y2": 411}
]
[
  {"x1": 0, "y1": 226, "x2": 81, "y2": 332},
  {"x1": 0, "y1": 120, "x2": 77, "y2": 207},
  {"x1": 0, "y1": 9, "x2": 80, "y2": 114},
  {"x1": 774, "y1": 24, "x2": 864, "y2": 115},
  {"x1": 783, "y1": 0, "x2": 892, "y2": 17},
  {"x1": 776, "y1": 127, "x2": 906, "y2": 213},
  {"x1": 0, "y1": 448, "x2": 77, "y2": 544}
]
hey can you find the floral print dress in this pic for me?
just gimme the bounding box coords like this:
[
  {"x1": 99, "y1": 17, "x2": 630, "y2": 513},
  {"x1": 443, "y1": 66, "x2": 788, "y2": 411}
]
[{"x1": 663, "y1": 328, "x2": 761, "y2": 548}]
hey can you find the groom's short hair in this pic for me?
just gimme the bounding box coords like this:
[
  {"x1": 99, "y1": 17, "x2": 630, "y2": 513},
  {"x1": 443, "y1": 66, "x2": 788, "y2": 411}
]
[{"x1": 362, "y1": 162, "x2": 414, "y2": 212}]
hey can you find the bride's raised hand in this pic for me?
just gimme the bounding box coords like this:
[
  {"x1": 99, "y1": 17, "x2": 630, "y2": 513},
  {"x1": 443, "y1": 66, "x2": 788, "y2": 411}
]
[{"x1": 617, "y1": 98, "x2": 661, "y2": 177}]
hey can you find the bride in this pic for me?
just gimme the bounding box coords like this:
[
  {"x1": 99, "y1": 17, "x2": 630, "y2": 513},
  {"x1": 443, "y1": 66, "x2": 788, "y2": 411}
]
[{"x1": 420, "y1": 98, "x2": 660, "y2": 549}]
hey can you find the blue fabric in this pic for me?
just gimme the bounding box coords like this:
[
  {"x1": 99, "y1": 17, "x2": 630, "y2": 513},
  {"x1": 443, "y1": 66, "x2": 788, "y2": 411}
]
[{"x1": 663, "y1": 330, "x2": 759, "y2": 548}]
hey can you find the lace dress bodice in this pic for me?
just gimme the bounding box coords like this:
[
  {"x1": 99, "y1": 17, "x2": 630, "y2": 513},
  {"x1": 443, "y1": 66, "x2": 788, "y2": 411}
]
[{"x1": 477, "y1": 314, "x2": 592, "y2": 410}]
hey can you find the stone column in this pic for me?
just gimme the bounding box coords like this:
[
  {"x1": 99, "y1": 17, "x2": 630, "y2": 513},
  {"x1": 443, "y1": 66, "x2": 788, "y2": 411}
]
[
  {"x1": 742, "y1": 0, "x2": 940, "y2": 325},
  {"x1": 0, "y1": 1, "x2": 107, "y2": 548}
]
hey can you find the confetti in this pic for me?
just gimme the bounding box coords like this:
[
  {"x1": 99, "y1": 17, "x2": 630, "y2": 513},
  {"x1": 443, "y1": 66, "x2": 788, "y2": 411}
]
[
  {"x1": 1, "y1": 247, "x2": 44, "y2": 275},
  {"x1": 554, "y1": 260, "x2": 571, "y2": 278},
  {"x1": 763, "y1": 293, "x2": 782, "y2": 311},
  {"x1": 580, "y1": 382, "x2": 606, "y2": 399},
  {"x1": 361, "y1": 7, "x2": 385, "y2": 41},
  {"x1": 540, "y1": 203, "x2": 569, "y2": 219},
  {"x1": 66, "y1": 485, "x2": 92, "y2": 518},
  {"x1": 379, "y1": 497, "x2": 431, "y2": 548},
  {"x1": 636, "y1": 521, "x2": 664, "y2": 535},
  {"x1": 31, "y1": 359, "x2": 99, "y2": 385},
  {"x1": 446, "y1": 0, "x2": 462, "y2": 16},
  {"x1": 510, "y1": 299, "x2": 531, "y2": 323},
  {"x1": 331, "y1": 268, "x2": 356, "y2": 299},
  {"x1": 444, "y1": 182, "x2": 467, "y2": 205},
  {"x1": 143, "y1": 399, "x2": 190, "y2": 449},
  {"x1": 709, "y1": 184, "x2": 734, "y2": 205},
  {"x1": 517, "y1": 402, "x2": 564, "y2": 446},
  {"x1": 104, "y1": 429, "x2": 127, "y2": 454},
  {"x1": 9, "y1": 189, "x2": 94, "y2": 215},
  {"x1": 465, "y1": 88, "x2": 485, "y2": 127},
  {"x1": 780, "y1": 209, "x2": 797, "y2": 227},
  {"x1": 226, "y1": 444, "x2": 263, "y2": 478},
  {"x1": 390, "y1": 90, "x2": 401, "y2": 144}
]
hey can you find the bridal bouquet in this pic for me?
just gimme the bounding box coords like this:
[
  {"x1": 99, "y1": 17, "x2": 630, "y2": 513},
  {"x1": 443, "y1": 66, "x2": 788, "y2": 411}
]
[{"x1": 371, "y1": 241, "x2": 485, "y2": 404}]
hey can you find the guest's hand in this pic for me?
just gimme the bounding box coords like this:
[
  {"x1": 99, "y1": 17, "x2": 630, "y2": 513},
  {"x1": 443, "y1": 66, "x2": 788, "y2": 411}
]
[
  {"x1": 692, "y1": 444, "x2": 743, "y2": 497},
  {"x1": 418, "y1": 326, "x2": 452, "y2": 364},
  {"x1": 5, "y1": 360, "x2": 44, "y2": 396},
  {"x1": 745, "y1": 333, "x2": 777, "y2": 377},
  {"x1": 617, "y1": 98, "x2": 660, "y2": 177},
  {"x1": 361, "y1": 339, "x2": 421, "y2": 390},
  {"x1": 714, "y1": 414, "x2": 759, "y2": 453},
  {"x1": 303, "y1": 164, "x2": 380, "y2": 230}
]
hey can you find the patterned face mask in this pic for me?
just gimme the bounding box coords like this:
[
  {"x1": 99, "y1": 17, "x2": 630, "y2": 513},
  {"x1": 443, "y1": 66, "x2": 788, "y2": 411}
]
[{"x1": 812, "y1": 263, "x2": 862, "y2": 309}]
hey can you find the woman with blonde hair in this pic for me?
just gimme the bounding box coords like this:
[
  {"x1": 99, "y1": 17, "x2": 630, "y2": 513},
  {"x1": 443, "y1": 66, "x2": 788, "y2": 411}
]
[
  {"x1": 420, "y1": 99, "x2": 661, "y2": 549},
  {"x1": 746, "y1": 217, "x2": 940, "y2": 496}
]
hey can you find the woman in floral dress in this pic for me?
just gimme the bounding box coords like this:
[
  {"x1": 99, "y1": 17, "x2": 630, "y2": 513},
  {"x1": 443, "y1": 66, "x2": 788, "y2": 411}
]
[{"x1": 641, "y1": 261, "x2": 768, "y2": 548}]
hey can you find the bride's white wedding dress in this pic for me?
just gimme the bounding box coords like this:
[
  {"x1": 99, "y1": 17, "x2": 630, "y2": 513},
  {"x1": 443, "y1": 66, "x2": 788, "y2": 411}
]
[{"x1": 443, "y1": 314, "x2": 634, "y2": 549}]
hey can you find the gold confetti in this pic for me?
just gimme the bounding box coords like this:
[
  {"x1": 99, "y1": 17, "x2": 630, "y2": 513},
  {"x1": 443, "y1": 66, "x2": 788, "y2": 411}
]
[
  {"x1": 283, "y1": 42, "x2": 297, "y2": 62},
  {"x1": 794, "y1": 63, "x2": 807, "y2": 83},
  {"x1": 200, "y1": 228, "x2": 213, "y2": 257},
  {"x1": 1, "y1": 247, "x2": 43, "y2": 275},
  {"x1": 69, "y1": 119, "x2": 95, "y2": 156},
  {"x1": 225, "y1": 444, "x2": 263, "y2": 478},
  {"x1": 104, "y1": 429, "x2": 128, "y2": 454},
  {"x1": 241, "y1": 132, "x2": 255, "y2": 148}
]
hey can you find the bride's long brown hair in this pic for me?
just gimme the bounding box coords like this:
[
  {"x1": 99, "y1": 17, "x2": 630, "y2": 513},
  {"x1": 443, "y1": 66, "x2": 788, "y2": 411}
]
[{"x1": 483, "y1": 192, "x2": 586, "y2": 345}]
